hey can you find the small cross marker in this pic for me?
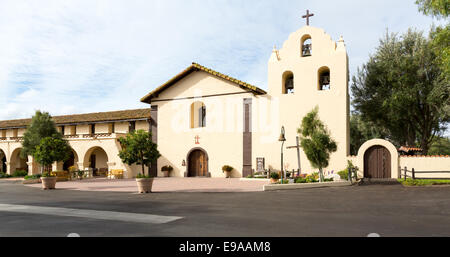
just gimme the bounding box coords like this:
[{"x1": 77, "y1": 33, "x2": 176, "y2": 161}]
[
  {"x1": 302, "y1": 10, "x2": 314, "y2": 26},
  {"x1": 195, "y1": 135, "x2": 200, "y2": 144}
]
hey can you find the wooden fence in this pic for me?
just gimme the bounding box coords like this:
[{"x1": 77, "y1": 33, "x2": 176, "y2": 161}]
[{"x1": 400, "y1": 166, "x2": 450, "y2": 180}]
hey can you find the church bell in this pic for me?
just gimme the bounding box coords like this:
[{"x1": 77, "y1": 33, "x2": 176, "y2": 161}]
[{"x1": 302, "y1": 44, "x2": 311, "y2": 56}]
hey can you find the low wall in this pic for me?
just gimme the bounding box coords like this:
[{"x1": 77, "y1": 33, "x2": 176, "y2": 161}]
[{"x1": 399, "y1": 156, "x2": 450, "y2": 179}]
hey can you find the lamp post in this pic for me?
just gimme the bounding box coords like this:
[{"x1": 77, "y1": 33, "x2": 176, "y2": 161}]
[{"x1": 279, "y1": 126, "x2": 286, "y2": 183}]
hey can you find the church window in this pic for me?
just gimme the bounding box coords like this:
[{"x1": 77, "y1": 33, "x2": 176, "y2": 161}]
[
  {"x1": 318, "y1": 67, "x2": 331, "y2": 90},
  {"x1": 282, "y1": 71, "x2": 294, "y2": 94},
  {"x1": 301, "y1": 35, "x2": 312, "y2": 57},
  {"x1": 129, "y1": 121, "x2": 136, "y2": 132},
  {"x1": 190, "y1": 101, "x2": 206, "y2": 128}
]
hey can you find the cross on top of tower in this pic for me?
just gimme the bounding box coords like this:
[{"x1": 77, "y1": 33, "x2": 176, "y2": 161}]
[{"x1": 302, "y1": 10, "x2": 314, "y2": 26}]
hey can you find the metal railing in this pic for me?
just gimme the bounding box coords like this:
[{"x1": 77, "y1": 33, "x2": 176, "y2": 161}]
[{"x1": 401, "y1": 166, "x2": 450, "y2": 180}]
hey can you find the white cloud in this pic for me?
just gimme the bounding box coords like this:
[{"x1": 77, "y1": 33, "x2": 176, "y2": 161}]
[{"x1": 0, "y1": 0, "x2": 442, "y2": 121}]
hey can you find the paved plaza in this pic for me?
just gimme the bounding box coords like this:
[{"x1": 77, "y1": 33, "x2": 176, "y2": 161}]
[{"x1": 25, "y1": 177, "x2": 270, "y2": 193}]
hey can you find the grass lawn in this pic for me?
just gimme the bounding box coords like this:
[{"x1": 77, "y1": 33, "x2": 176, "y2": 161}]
[{"x1": 398, "y1": 178, "x2": 450, "y2": 186}]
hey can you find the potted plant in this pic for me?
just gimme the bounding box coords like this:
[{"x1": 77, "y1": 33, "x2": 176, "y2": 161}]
[
  {"x1": 77, "y1": 169, "x2": 85, "y2": 180},
  {"x1": 222, "y1": 165, "x2": 233, "y2": 178},
  {"x1": 33, "y1": 137, "x2": 71, "y2": 190},
  {"x1": 41, "y1": 171, "x2": 57, "y2": 190},
  {"x1": 161, "y1": 165, "x2": 173, "y2": 177},
  {"x1": 118, "y1": 130, "x2": 161, "y2": 193},
  {"x1": 270, "y1": 172, "x2": 280, "y2": 184}
]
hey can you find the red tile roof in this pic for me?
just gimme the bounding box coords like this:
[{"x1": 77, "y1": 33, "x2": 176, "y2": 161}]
[{"x1": 0, "y1": 108, "x2": 151, "y2": 129}]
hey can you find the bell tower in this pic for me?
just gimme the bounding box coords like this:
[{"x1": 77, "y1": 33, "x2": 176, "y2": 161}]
[{"x1": 266, "y1": 19, "x2": 351, "y2": 167}]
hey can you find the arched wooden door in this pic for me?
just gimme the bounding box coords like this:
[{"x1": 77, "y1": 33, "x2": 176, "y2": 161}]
[
  {"x1": 364, "y1": 146, "x2": 391, "y2": 178},
  {"x1": 188, "y1": 149, "x2": 207, "y2": 177}
]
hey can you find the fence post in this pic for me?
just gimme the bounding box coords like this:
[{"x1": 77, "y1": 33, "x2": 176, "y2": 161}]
[
  {"x1": 412, "y1": 168, "x2": 415, "y2": 180},
  {"x1": 404, "y1": 166, "x2": 407, "y2": 180},
  {"x1": 348, "y1": 168, "x2": 353, "y2": 183}
]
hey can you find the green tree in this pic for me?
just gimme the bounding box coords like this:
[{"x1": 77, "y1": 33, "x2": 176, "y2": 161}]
[
  {"x1": 21, "y1": 111, "x2": 61, "y2": 158},
  {"x1": 33, "y1": 137, "x2": 71, "y2": 175},
  {"x1": 350, "y1": 114, "x2": 388, "y2": 155},
  {"x1": 428, "y1": 136, "x2": 450, "y2": 155},
  {"x1": 416, "y1": 0, "x2": 449, "y2": 18},
  {"x1": 351, "y1": 29, "x2": 449, "y2": 153},
  {"x1": 298, "y1": 107, "x2": 337, "y2": 182},
  {"x1": 416, "y1": 0, "x2": 450, "y2": 84},
  {"x1": 118, "y1": 130, "x2": 161, "y2": 177}
]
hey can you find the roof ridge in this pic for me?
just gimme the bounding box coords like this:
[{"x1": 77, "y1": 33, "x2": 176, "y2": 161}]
[{"x1": 140, "y1": 62, "x2": 266, "y2": 103}]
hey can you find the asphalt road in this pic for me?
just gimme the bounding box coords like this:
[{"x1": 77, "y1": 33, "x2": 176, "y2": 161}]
[{"x1": 0, "y1": 180, "x2": 449, "y2": 237}]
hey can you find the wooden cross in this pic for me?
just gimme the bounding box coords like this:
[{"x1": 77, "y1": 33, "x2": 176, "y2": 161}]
[
  {"x1": 195, "y1": 135, "x2": 200, "y2": 144},
  {"x1": 286, "y1": 136, "x2": 302, "y2": 175},
  {"x1": 302, "y1": 10, "x2": 314, "y2": 26}
]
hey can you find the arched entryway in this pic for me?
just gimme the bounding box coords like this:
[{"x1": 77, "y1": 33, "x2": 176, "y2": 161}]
[
  {"x1": 63, "y1": 150, "x2": 79, "y2": 171},
  {"x1": 84, "y1": 147, "x2": 109, "y2": 177},
  {"x1": 187, "y1": 148, "x2": 208, "y2": 177},
  {"x1": 364, "y1": 145, "x2": 391, "y2": 178},
  {"x1": 10, "y1": 148, "x2": 28, "y2": 173},
  {"x1": 0, "y1": 149, "x2": 6, "y2": 173}
]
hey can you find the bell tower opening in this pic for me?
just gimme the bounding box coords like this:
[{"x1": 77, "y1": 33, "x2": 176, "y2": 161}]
[
  {"x1": 282, "y1": 71, "x2": 294, "y2": 94},
  {"x1": 318, "y1": 67, "x2": 331, "y2": 90},
  {"x1": 301, "y1": 35, "x2": 312, "y2": 57}
]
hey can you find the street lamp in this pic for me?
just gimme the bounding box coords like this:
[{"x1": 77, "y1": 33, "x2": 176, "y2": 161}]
[{"x1": 279, "y1": 126, "x2": 286, "y2": 183}]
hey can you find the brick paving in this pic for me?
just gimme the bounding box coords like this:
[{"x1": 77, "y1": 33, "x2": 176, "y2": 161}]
[{"x1": 25, "y1": 177, "x2": 270, "y2": 193}]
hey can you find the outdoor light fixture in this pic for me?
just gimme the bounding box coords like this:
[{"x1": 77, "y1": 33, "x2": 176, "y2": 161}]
[
  {"x1": 279, "y1": 126, "x2": 286, "y2": 182},
  {"x1": 182, "y1": 159, "x2": 186, "y2": 167}
]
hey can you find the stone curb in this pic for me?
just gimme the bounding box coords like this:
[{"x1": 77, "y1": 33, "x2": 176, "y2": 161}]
[
  {"x1": 22, "y1": 179, "x2": 41, "y2": 185},
  {"x1": 263, "y1": 181, "x2": 353, "y2": 191},
  {"x1": 239, "y1": 178, "x2": 270, "y2": 182}
]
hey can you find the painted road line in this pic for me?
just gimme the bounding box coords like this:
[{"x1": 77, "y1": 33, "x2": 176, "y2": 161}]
[{"x1": 0, "y1": 204, "x2": 182, "y2": 224}]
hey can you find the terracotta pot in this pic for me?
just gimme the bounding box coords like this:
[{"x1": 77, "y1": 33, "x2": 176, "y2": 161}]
[
  {"x1": 270, "y1": 178, "x2": 279, "y2": 184},
  {"x1": 136, "y1": 178, "x2": 154, "y2": 193},
  {"x1": 224, "y1": 171, "x2": 232, "y2": 178},
  {"x1": 163, "y1": 170, "x2": 170, "y2": 177},
  {"x1": 41, "y1": 177, "x2": 57, "y2": 190}
]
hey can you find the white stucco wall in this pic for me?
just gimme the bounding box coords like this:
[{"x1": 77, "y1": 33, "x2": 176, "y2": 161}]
[
  {"x1": 152, "y1": 71, "x2": 253, "y2": 178},
  {"x1": 399, "y1": 156, "x2": 450, "y2": 179}
]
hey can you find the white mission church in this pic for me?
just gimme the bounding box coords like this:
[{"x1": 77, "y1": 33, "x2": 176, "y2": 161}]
[{"x1": 1, "y1": 15, "x2": 448, "y2": 180}]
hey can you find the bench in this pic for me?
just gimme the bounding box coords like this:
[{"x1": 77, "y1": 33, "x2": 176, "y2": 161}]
[
  {"x1": 97, "y1": 168, "x2": 108, "y2": 177},
  {"x1": 51, "y1": 171, "x2": 70, "y2": 181},
  {"x1": 107, "y1": 169, "x2": 124, "y2": 179}
]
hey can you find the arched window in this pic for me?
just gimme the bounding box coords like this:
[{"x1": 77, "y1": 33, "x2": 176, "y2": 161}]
[
  {"x1": 190, "y1": 101, "x2": 206, "y2": 128},
  {"x1": 282, "y1": 71, "x2": 294, "y2": 94},
  {"x1": 301, "y1": 35, "x2": 312, "y2": 57},
  {"x1": 318, "y1": 66, "x2": 331, "y2": 90}
]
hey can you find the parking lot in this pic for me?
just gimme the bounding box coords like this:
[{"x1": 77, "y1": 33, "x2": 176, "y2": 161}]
[{"x1": 1, "y1": 180, "x2": 449, "y2": 237}]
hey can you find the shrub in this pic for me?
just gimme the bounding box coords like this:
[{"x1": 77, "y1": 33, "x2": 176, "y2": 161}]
[
  {"x1": 323, "y1": 178, "x2": 334, "y2": 182},
  {"x1": 76, "y1": 170, "x2": 85, "y2": 179},
  {"x1": 136, "y1": 173, "x2": 152, "y2": 179},
  {"x1": 338, "y1": 169, "x2": 348, "y2": 180},
  {"x1": 295, "y1": 177, "x2": 307, "y2": 183},
  {"x1": 398, "y1": 178, "x2": 450, "y2": 186},
  {"x1": 12, "y1": 170, "x2": 28, "y2": 177},
  {"x1": 0, "y1": 172, "x2": 12, "y2": 178},
  {"x1": 305, "y1": 174, "x2": 318, "y2": 183},
  {"x1": 270, "y1": 172, "x2": 280, "y2": 180},
  {"x1": 222, "y1": 165, "x2": 233, "y2": 172},
  {"x1": 246, "y1": 174, "x2": 253, "y2": 178},
  {"x1": 25, "y1": 174, "x2": 41, "y2": 180}
]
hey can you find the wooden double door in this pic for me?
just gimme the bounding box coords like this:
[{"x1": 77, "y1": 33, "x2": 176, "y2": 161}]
[
  {"x1": 188, "y1": 150, "x2": 207, "y2": 177},
  {"x1": 364, "y1": 146, "x2": 391, "y2": 178}
]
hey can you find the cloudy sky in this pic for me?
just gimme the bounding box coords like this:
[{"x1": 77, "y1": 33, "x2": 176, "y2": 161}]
[{"x1": 0, "y1": 0, "x2": 443, "y2": 120}]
